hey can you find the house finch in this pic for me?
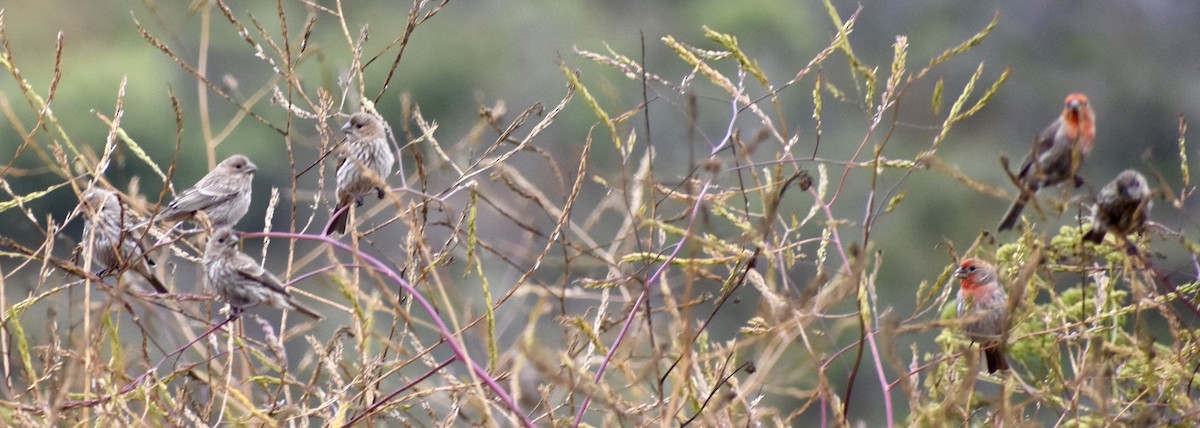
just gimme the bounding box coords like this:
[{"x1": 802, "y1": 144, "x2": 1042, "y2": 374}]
[
  {"x1": 202, "y1": 228, "x2": 320, "y2": 319},
  {"x1": 997, "y1": 93, "x2": 1096, "y2": 231},
  {"x1": 158, "y1": 154, "x2": 257, "y2": 230},
  {"x1": 79, "y1": 187, "x2": 169, "y2": 293},
  {"x1": 324, "y1": 112, "x2": 396, "y2": 236},
  {"x1": 954, "y1": 258, "x2": 1009, "y2": 373},
  {"x1": 1083, "y1": 169, "x2": 1151, "y2": 244}
]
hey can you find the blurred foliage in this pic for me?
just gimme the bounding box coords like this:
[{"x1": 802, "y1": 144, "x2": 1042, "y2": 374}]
[{"x1": 0, "y1": 0, "x2": 1199, "y2": 426}]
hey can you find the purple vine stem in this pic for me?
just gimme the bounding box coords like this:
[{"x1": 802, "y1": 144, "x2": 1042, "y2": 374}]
[
  {"x1": 571, "y1": 180, "x2": 714, "y2": 426},
  {"x1": 343, "y1": 356, "x2": 458, "y2": 426},
  {"x1": 242, "y1": 231, "x2": 531, "y2": 427},
  {"x1": 812, "y1": 187, "x2": 894, "y2": 427}
]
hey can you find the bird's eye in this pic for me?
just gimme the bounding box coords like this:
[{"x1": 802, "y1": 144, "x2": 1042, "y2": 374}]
[
  {"x1": 967, "y1": 266, "x2": 976, "y2": 272},
  {"x1": 356, "y1": 123, "x2": 363, "y2": 129}
]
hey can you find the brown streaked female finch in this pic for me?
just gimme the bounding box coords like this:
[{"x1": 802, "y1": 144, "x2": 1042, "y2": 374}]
[
  {"x1": 79, "y1": 187, "x2": 169, "y2": 293},
  {"x1": 1083, "y1": 169, "x2": 1151, "y2": 246},
  {"x1": 202, "y1": 228, "x2": 320, "y2": 319},
  {"x1": 998, "y1": 93, "x2": 1096, "y2": 231},
  {"x1": 324, "y1": 112, "x2": 396, "y2": 236},
  {"x1": 955, "y1": 258, "x2": 1009, "y2": 373},
  {"x1": 158, "y1": 154, "x2": 257, "y2": 230}
]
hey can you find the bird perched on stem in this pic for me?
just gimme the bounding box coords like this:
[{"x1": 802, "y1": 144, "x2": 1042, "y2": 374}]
[
  {"x1": 955, "y1": 258, "x2": 1009, "y2": 373},
  {"x1": 203, "y1": 228, "x2": 320, "y2": 319},
  {"x1": 998, "y1": 93, "x2": 1096, "y2": 231},
  {"x1": 78, "y1": 187, "x2": 169, "y2": 293},
  {"x1": 157, "y1": 154, "x2": 257, "y2": 230},
  {"x1": 1083, "y1": 169, "x2": 1151, "y2": 248},
  {"x1": 324, "y1": 112, "x2": 396, "y2": 236}
]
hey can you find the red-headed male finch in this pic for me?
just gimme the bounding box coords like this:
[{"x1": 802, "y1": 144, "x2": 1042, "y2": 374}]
[
  {"x1": 998, "y1": 93, "x2": 1096, "y2": 231},
  {"x1": 79, "y1": 187, "x2": 169, "y2": 293},
  {"x1": 1083, "y1": 169, "x2": 1151, "y2": 246},
  {"x1": 955, "y1": 258, "x2": 1009, "y2": 373},
  {"x1": 324, "y1": 112, "x2": 396, "y2": 236},
  {"x1": 202, "y1": 228, "x2": 320, "y2": 319},
  {"x1": 157, "y1": 154, "x2": 257, "y2": 230}
]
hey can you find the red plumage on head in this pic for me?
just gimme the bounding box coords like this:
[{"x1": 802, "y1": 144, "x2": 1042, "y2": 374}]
[
  {"x1": 1062, "y1": 93, "x2": 1095, "y2": 152},
  {"x1": 956, "y1": 258, "x2": 996, "y2": 294}
]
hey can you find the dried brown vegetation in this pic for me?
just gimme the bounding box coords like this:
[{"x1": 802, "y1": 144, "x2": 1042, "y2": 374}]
[{"x1": 0, "y1": 1, "x2": 1198, "y2": 426}]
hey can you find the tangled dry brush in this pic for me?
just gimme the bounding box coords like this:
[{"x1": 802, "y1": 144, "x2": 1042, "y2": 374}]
[{"x1": 0, "y1": 1, "x2": 1199, "y2": 426}]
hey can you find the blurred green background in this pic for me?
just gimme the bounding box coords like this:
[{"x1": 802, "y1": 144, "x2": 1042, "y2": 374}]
[{"x1": 2, "y1": 0, "x2": 1199, "y2": 424}]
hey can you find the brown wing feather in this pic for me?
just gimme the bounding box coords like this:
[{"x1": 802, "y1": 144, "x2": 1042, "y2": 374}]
[
  {"x1": 233, "y1": 254, "x2": 291, "y2": 295},
  {"x1": 1017, "y1": 119, "x2": 1062, "y2": 183},
  {"x1": 233, "y1": 254, "x2": 320, "y2": 319},
  {"x1": 324, "y1": 195, "x2": 352, "y2": 235},
  {"x1": 160, "y1": 188, "x2": 238, "y2": 221}
]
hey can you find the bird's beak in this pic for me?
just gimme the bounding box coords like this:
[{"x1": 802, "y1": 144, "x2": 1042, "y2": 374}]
[
  {"x1": 953, "y1": 267, "x2": 968, "y2": 279},
  {"x1": 340, "y1": 122, "x2": 353, "y2": 134},
  {"x1": 246, "y1": 161, "x2": 259, "y2": 173},
  {"x1": 1067, "y1": 99, "x2": 1082, "y2": 112}
]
